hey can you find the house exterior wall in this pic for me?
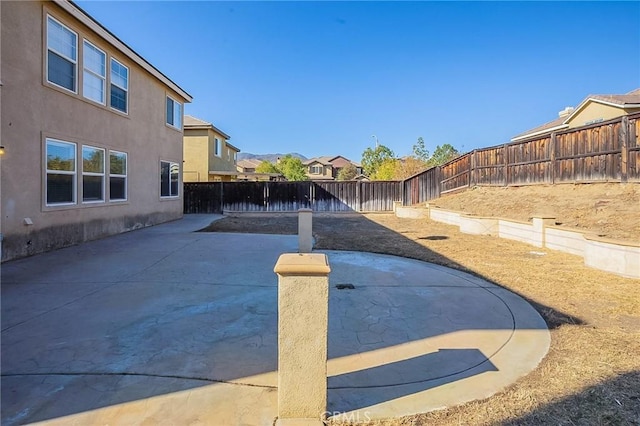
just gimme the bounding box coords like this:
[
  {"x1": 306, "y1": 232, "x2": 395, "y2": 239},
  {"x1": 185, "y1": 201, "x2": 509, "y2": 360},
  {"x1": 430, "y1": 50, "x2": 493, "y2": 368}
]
[
  {"x1": 183, "y1": 128, "x2": 238, "y2": 182},
  {"x1": 183, "y1": 129, "x2": 210, "y2": 182},
  {"x1": 209, "y1": 131, "x2": 237, "y2": 174},
  {"x1": 0, "y1": 1, "x2": 189, "y2": 261},
  {"x1": 306, "y1": 163, "x2": 333, "y2": 180},
  {"x1": 566, "y1": 102, "x2": 640, "y2": 128}
]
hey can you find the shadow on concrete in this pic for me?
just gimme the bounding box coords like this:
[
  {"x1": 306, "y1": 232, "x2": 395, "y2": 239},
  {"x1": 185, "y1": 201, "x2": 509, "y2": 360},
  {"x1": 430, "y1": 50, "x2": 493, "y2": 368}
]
[
  {"x1": 328, "y1": 348, "x2": 498, "y2": 413},
  {"x1": 0, "y1": 212, "x2": 579, "y2": 424}
]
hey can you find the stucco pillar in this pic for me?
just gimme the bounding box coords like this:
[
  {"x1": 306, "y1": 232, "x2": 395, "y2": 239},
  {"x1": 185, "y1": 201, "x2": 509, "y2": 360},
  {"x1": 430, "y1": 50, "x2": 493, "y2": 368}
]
[
  {"x1": 274, "y1": 253, "x2": 331, "y2": 425},
  {"x1": 532, "y1": 215, "x2": 556, "y2": 248},
  {"x1": 298, "y1": 208, "x2": 313, "y2": 253}
]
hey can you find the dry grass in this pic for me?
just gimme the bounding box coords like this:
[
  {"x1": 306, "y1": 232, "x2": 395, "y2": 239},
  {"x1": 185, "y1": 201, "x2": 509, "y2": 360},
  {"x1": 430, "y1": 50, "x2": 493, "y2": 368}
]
[
  {"x1": 430, "y1": 183, "x2": 640, "y2": 242},
  {"x1": 202, "y1": 207, "x2": 640, "y2": 425}
]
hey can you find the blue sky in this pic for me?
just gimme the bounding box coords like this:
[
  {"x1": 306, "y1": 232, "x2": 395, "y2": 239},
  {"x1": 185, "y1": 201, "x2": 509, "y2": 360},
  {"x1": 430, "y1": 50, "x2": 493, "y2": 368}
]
[{"x1": 77, "y1": 1, "x2": 640, "y2": 162}]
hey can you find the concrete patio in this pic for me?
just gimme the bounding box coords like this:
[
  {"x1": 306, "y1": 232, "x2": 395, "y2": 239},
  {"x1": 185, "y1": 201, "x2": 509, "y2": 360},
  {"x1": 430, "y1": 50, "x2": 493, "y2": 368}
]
[{"x1": 1, "y1": 214, "x2": 549, "y2": 425}]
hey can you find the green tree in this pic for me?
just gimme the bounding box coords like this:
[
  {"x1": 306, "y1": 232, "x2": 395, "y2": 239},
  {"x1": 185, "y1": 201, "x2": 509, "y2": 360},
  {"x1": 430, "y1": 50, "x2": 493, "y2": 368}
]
[
  {"x1": 372, "y1": 158, "x2": 399, "y2": 180},
  {"x1": 336, "y1": 163, "x2": 358, "y2": 181},
  {"x1": 361, "y1": 144, "x2": 395, "y2": 177},
  {"x1": 412, "y1": 137, "x2": 430, "y2": 163},
  {"x1": 278, "y1": 155, "x2": 308, "y2": 181},
  {"x1": 428, "y1": 144, "x2": 460, "y2": 166},
  {"x1": 256, "y1": 160, "x2": 279, "y2": 174}
]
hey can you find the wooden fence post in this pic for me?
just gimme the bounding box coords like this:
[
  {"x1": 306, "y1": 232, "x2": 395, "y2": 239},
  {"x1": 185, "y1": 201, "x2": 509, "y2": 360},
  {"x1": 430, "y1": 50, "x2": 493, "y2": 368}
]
[
  {"x1": 503, "y1": 143, "x2": 509, "y2": 186},
  {"x1": 621, "y1": 116, "x2": 629, "y2": 183},
  {"x1": 467, "y1": 149, "x2": 476, "y2": 188},
  {"x1": 550, "y1": 132, "x2": 556, "y2": 185},
  {"x1": 470, "y1": 150, "x2": 477, "y2": 187}
]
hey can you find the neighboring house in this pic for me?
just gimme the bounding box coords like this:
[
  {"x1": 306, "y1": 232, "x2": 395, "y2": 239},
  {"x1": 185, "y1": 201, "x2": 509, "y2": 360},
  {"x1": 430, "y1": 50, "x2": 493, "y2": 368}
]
[
  {"x1": 512, "y1": 88, "x2": 640, "y2": 142},
  {"x1": 303, "y1": 155, "x2": 363, "y2": 180},
  {"x1": 236, "y1": 159, "x2": 284, "y2": 181},
  {"x1": 0, "y1": 0, "x2": 192, "y2": 261},
  {"x1": 183, "y1": 115, "x2": 240, "y2": 182}
]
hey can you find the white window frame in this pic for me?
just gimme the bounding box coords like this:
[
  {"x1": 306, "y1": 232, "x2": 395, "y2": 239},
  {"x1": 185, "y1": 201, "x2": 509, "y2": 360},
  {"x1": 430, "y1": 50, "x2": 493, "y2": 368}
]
[
  {"x1": 45, "y1": 138, "x2": 77, "y2": 206},
  {"x1": 160, "y1": 160, "x2": 180, "y2": 198},
  {"x1": 214, "y1": 138, "x2": 221, "y2": 157},
  {"x1": 82, "y1": 40, "x2": 106, "y2": 105},
  {"x1": 311, "y1": 165, "x2": 322, "y2": 174},
  {"x1": 81, "y1": 145, "x2": 105, "y2": 204},
  {"x1": 110, "y1": 57, "x2": 129, "y2": 114},
  {"x1": 109, "y1": 150, "x2": 128, "y2": 202},
  {"x1": 46, "y1": 15, "x2": 78, "y2": 94},
  {"x1": 166, "y1": 96, "x2": 182, "y2": 129}
]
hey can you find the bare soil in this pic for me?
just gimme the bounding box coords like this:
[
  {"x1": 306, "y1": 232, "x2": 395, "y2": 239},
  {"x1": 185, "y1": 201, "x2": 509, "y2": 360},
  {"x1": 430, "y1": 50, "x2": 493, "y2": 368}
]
[{"x1": 201, "y1": 183, "x2": 640, "y2": 425}]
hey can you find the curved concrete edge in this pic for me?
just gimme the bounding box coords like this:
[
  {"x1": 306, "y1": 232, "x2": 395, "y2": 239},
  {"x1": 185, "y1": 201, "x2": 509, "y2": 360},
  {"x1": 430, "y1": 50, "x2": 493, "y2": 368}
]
[{"x1": 329, "y1": 284, "x2": 550, "y2": 421}]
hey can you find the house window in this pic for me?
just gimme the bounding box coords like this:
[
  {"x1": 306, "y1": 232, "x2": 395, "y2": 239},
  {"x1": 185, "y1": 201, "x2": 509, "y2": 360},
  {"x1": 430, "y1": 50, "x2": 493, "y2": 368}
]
[
  {"x1": 214, "y1": 138, "x2": 221, "y2": 157},
  {"x1": 227, "y1": 148, "x2": 231, "y2": 161},
  {"x1": 160, "y1": 161, "x2": 179, "y2": 197},
  {"x1": 82, "y1": 41, "x2": 106, "y2": 104},
  {"x1": 82, "y1": 146, "x2": 105, "y2": 203},
  {"x1": 311, "y1": 165, "x2": 322, "y2": 174},
  {"x1": 110, "y1": 58, "x2": 128, "y2": 113},
  {"x1": 166, "y1": 96, "x2": 182, "y2": 129},
  {"x1": 46, "y1": 139, "x2": 76, "y2": 205},
  {"x1": 46, "y1": 16, "x2": 77, "y2": 92},
  {"x1": 109, "y1": 151, "x2": 127, "y2": 201},
  {"x1": 233, "y1": 152, "x2": 237, "y2": 163}
]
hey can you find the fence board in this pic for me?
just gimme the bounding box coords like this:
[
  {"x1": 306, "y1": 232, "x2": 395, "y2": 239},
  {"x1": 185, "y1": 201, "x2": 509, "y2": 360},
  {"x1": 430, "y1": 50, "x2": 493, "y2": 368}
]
[
  {"x1": 185, "y1": 181, "x2": 402, "y2": 213},
  {"x1": 185, "y1": 113, "x2": 640, "y2": 213}
]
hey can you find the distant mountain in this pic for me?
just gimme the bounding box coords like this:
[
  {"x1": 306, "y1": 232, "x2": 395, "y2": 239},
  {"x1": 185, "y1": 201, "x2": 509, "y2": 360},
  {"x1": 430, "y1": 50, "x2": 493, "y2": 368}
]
[{"x1": 237, "y1": 152, "x2": 308, "y2": 163}]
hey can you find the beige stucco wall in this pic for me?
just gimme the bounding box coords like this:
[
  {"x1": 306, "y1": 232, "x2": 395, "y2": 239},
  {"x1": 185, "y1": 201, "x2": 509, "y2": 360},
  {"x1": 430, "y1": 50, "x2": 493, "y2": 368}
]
[
  {"x1": 209, "y1": 130, "x2": 238, "y2": 175},
  {"x1": 1, "y1": 1, "x2": 189, "y2": 261},
  {"x1": 183, "y1": 128, "x2": 238, "y2": 182},
  {"x1": 183, "y1": 129, "x2": 210, "y2": 182},
  {"x1": 567, "y1": 102, "x2": 640, "y2": 128},
  {"x1": 306, "y1": 163, "x2": 333, "y2": 180}
]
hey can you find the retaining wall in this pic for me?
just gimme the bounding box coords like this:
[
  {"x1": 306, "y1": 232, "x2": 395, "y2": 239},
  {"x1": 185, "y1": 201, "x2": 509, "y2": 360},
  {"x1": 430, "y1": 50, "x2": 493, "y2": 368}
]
[{"x1": 397, "y1": 206, "x2": 639, "y2": 279}]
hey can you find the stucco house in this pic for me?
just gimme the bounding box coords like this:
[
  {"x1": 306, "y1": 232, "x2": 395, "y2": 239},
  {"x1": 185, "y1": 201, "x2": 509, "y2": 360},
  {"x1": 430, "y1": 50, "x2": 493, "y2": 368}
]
[
  {"x1": 512, "y1": 88, "x2": 640, "y2": 142},
  {"x1": 235, "y1": 159, "x2": 284, "y2": 181},
  {"x1": 303, "y1": 155, "x2": 362, "y2": 181},
  {"x1": 183, "y1": 115, "x2": 240, "y2": 182},
  {"x1": 0, "y1": 0, "x2": 192, "y2": 261}
]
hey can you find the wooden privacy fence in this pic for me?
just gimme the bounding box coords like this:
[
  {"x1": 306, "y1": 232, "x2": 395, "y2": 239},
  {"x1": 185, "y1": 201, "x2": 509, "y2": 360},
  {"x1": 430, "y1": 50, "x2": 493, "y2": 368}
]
[
  {"x1": 184, "y1": 181, "x2": 402, "y2": 213},
  {"x1": 403, "y1": 112, "x2": 640, "y2": 205},
  {"x1": 185, "y1": 113, "x2": 639, "y2": 212}
]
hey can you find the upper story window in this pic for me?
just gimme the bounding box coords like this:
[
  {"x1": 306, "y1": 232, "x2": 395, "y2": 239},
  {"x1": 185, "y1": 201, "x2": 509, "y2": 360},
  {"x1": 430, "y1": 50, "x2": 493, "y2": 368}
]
[
  {"x1": 166, "y1": 96, "x2": 182, "y2": 129},
  {"x1": 110, "y1": 58, "x2": 128, "y2": 113},
  {"x1": 310, "y1": 165, "x2": 323, "y2": 174},
  {"x1": 47, "y1": 16, "x2": 77, "y2": 92},
  {"x1": 214, "y1": 138, "x2": 221, "y2": 157},
  {"x1": 46, "y1": 139, "x2": 77, "y2": 205},
  {"x1": 83, "y1": 40, "x2": 106, "y2": 104}
]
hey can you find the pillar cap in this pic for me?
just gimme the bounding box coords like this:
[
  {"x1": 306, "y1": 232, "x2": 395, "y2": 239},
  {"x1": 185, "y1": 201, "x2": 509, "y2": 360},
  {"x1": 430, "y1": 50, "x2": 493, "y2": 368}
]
[
  {"x1": 298, "y1": 208, "x2": 313, "y2": 213},
  {"x1": 274, "y1": 253, "x2": 331, "y2": 276}
]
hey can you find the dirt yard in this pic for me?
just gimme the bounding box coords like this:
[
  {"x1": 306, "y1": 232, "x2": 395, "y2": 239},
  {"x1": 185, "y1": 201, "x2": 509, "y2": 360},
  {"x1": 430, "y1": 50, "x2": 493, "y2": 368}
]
[{"x1": 201, "y1": 182, "x2": 640, "y2": 425}]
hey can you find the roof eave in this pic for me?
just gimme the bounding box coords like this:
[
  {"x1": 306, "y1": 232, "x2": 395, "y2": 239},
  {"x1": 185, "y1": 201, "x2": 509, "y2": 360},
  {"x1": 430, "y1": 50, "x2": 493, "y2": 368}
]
[
  {"x1": 59, "y1": 0, "x2": 192, "y2": 103},
  {"x1": 511, "y1": 124, "x2": 569, "y2": 142}
]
